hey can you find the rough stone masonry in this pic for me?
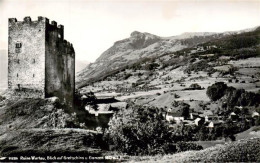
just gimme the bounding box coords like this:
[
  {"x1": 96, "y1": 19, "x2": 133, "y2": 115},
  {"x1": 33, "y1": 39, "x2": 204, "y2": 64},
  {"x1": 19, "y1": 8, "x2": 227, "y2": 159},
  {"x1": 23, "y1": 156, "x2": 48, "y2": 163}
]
[{"x1": 8, "y1": 16, "x2": 75, "y2": 107}]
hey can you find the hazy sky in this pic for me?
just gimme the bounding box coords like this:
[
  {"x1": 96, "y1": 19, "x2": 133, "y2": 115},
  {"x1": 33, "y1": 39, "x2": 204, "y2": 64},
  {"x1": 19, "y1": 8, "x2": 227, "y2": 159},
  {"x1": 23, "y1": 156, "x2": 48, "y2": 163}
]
[{"x1": 0, "y1": 0, "x2": 260, "y2": 62}]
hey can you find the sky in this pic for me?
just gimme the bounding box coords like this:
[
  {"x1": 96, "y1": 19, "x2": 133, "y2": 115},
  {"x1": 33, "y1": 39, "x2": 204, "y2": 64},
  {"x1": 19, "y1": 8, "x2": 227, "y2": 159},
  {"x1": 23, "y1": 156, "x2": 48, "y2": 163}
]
[{"x1": 0, "y1": 0, "x2": 260, "y2": 62}]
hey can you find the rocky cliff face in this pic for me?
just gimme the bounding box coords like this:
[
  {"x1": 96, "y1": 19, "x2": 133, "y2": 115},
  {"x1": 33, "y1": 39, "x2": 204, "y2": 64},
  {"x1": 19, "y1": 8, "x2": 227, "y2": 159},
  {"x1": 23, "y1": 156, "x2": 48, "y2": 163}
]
[{"x1": 77, "y1": 31, "x2": 224, "y2": 88}]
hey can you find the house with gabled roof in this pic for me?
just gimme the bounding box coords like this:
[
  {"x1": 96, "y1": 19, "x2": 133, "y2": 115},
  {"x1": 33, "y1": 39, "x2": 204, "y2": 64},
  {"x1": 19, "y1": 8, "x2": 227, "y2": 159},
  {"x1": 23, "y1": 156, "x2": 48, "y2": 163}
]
[
  {"x1": 206, "y1": 120, "x2": 223, "y2": 128},
  {"x1": 194, "y1": 117, "x2": 204, "y2": 126},
  {"x1": 252, "y1": 111, "x2": 259, "y2": 118},
  {"x1": 166, "y1": 111, "x2": 184, "y2": 124}
]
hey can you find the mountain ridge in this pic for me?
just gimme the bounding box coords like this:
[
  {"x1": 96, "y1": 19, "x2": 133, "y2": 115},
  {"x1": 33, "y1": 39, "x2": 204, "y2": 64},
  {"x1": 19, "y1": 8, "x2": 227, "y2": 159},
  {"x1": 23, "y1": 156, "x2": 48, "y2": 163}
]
[{"x1": 77, "y1": 27, "x2": 259, "y2": 88}]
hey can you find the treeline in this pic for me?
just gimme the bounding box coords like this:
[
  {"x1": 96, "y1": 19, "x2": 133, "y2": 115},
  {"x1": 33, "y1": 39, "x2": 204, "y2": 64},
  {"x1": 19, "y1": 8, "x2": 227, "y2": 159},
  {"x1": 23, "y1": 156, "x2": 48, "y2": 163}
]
[
  {"x1": 174, "y1": 119, "x2": 255, "y2": 142},
  {"x1": 206, "y1": 82, "x2": 260, "y2": 108}
]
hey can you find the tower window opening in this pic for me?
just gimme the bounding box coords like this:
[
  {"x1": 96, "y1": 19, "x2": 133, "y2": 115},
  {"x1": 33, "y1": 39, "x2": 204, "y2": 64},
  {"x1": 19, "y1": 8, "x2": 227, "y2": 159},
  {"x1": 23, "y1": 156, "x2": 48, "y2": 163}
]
[
  {"x1": 15, "y1": 42, "x2": 22, "y2": 53},
  {"x1": 33, "y1": 74, "x2": 35, "y2": 77},
  {"x1": 17, "y1": 73, "x2": 19, "y2": 77},
  {"x1": 17, "y1": 59, "x2": 19, "y2": 64},
  {"x1": 33, "y1": 59, "x2": 35, "y2": 63},
  {"x1": 15, "y1": 43, "x2": 22, "y2": 48}
]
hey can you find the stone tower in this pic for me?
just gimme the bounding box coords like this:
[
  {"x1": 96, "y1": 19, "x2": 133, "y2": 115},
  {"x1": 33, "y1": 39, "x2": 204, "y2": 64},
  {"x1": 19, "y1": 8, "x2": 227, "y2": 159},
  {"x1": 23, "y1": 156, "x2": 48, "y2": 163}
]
[{"x1": 8, "y1": 16, "x2": 75, "y2": 107}]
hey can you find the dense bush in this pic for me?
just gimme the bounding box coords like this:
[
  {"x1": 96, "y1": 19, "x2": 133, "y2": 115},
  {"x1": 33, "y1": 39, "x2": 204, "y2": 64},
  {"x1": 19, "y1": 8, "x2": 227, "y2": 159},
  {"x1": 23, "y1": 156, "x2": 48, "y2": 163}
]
[
  {"x1": 104, "y1": 105, "x2": 172, "y2": 155},
  {"x1": 104, "y1": 104, "x2": 202, "y2": 155},
  {"x1": 185, "y1": 60, "x2": 208, "y2": 73},
  {"x1": 176, "y1": 142, "x2": 203, "y2": 152},
  {"x1": 213, "y1": 138, "x2": 260, "y2": 162},
  {"x1": 185, "y1": 60, "x2": 216, "y2": 75}
]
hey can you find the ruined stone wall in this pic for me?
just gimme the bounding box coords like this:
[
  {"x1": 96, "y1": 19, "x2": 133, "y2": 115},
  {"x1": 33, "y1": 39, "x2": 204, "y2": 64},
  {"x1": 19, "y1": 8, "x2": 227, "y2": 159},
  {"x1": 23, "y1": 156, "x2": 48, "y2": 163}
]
[
  {"x1": 8, "y1": 16, "x2": 75, "y2": 104},
  {"x1": 63, "y1": 47, "x2": 75, "y2": 107},
  {"x1": 8, "y1": 17, "x2": 47, "y2": 98},
  {"x1": 68, "y1": 52, "x2": 75, "y2": 107},
  {"x1": 45, "y1": 21, "x2": 75, "y2": 107}
]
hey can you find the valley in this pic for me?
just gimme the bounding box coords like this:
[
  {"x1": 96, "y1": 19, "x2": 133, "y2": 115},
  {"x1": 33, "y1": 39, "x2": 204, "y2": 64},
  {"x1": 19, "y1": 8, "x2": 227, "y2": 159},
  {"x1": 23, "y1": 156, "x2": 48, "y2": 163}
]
[
  {"x1": 0, "y1": 25, "x2": 260, "y2": 162},
  {"x1": 75, "y1": 27, "x2": 260, "y2": 160},
  {"x1": 78, "y1": 28, "x2": 260, "y2": 117}
]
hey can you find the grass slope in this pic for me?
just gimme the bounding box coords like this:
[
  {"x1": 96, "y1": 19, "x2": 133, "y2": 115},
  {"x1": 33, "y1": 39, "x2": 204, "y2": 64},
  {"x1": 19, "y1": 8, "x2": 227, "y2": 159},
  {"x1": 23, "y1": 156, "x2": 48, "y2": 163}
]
[
  {"x1": 0, "y1": 97, "x2": 104, "y2": 156},
  {"x1": 129, "y1": 138, "x2": 260, "y2": 162}
]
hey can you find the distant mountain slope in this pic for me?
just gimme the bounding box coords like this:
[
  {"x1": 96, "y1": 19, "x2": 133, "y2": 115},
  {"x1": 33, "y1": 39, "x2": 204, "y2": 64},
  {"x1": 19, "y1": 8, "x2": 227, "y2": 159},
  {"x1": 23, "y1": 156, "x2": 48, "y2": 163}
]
[
  {"x1": 75, "y1": 60, "x2": 90, "y2": 73},
  {"x1": 0, "y1": 49, "x2": 8, "y2": 90},
  {"x1": 78, "y1": 26, "x2": 260, "y2": 109},
  {"x1": 77, "y1": 31, "x2": 227, "y2": 88}
]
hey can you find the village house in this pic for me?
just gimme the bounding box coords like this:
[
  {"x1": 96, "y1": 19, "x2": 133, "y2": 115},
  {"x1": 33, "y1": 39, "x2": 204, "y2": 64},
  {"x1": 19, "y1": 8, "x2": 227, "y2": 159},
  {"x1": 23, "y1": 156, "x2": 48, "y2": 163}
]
[
  {"x1": 166, "y1": 111, "x2": 184, "y2": 124},
  {"x1": 199, "y1": 110, "x2": 214, "y2": 122},
  {"x1": 194, "y1": 117, "x2": 204, "y2": 126},
  {"x1": 207, "y1": 120, "x2": 223, "y2": 128},
  {"x1": 85, "y1": 104, "x2": 113, "y2": 117},
  {"x1": 189, "y1": 112, "x2": 199, "y2": 120},
  {"x1": 196, "y1": 46, "x2": 204, "y2": 52},
  {"x1": 229, "y1": 112, "x2": 238, "y2": 121},
  {"x1": 252, "y1": 111, "x2": 259, "y2": 118},
  {"x1": 205, "y1": 115, "x2": 221, "y2": 122}
]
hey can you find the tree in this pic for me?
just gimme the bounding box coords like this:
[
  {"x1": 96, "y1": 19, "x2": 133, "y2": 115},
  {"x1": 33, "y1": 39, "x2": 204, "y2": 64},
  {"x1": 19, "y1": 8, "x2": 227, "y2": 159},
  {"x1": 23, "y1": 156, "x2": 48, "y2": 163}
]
[
  {"x1": 171, "y1": 101, "x2": 190, "y2": 119},
  {"x1": 222, "y1": 122, "x2": 236, "y2": 141},
  {"x1": 181, "y1": 103, "x2": 190, "y2": 119},
  {"x1": 104, "y1": 105, "x2": 173, "y2": 155},
  {"x1": 206, "y1": 82, "x2": 228, "y2": 101},
  {"x1": 104, "y1": 103, "x2": 203, "y2": 155}
]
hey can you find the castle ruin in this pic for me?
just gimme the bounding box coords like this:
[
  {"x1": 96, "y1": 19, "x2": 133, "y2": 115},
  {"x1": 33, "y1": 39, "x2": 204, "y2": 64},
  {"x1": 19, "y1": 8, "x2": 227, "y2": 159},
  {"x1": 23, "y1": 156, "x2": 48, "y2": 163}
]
[{"x1": 8, "y1": 16, "x2": 75, "y2": 107}]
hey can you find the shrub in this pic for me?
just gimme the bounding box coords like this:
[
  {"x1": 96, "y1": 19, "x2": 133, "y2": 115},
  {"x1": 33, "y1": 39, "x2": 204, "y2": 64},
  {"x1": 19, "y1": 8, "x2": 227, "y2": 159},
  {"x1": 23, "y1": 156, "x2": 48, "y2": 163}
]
[
  {"x1": 174, "y1": 94, "x2": 180, "y2": 98},
  {"x1": 124, "y1": 73, "x2": 132, "y2": 80},
  {"x1": 213, "y1": 138, "x2": 260, "y2": 162},
  {"x1": 0, "y1": 95, "x2": 6, "y2": 102},
  {"x1": 144, "y1": 63, "x2": 160, "y2": 71},
  {"x1": 176, "y1": 142, "x2": 203, "y2": 152},
  {"x1": 189, "y1": 83, "x2": 202, "y2": 90},
  {"x1": 185, "y1": 60, "x2": 208, "y2": 73}
]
